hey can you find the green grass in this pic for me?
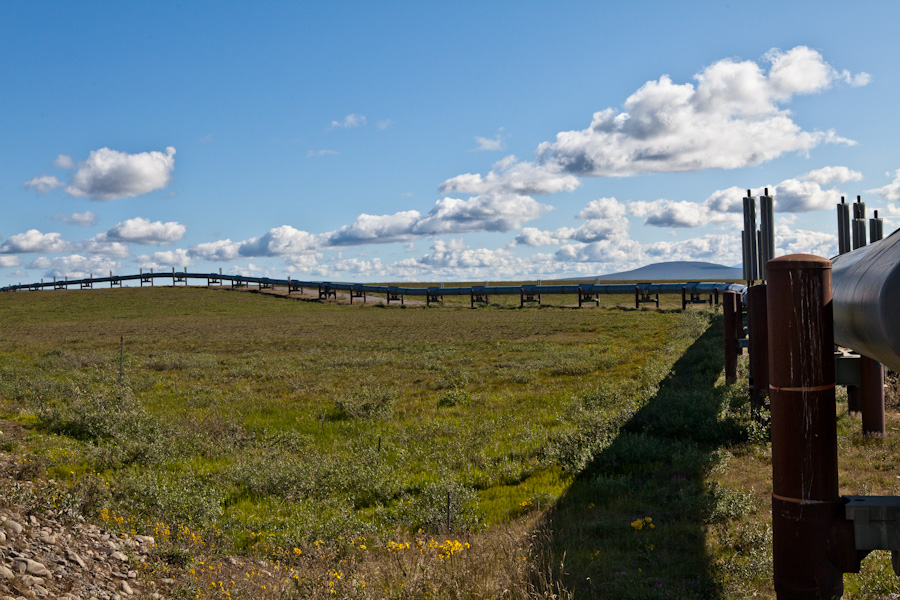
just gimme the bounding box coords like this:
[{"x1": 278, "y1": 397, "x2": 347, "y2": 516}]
[{"x1": 5, "y1": 284, "x2": 891, "y2": 598}]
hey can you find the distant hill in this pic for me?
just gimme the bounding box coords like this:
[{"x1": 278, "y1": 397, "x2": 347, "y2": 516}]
[{"x1": 566, "y1": 261, "x2": 743, "y2": 282}]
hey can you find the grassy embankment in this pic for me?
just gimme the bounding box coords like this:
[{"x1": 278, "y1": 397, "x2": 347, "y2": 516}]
[{"x1": 0, "y1": 285, "x2": 898, "y2": 598}]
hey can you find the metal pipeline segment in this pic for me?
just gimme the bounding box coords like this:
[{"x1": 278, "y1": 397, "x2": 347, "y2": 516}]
[
  {"x1": 1, "y1": 273, "x2": 747, "y2": 298},
  {"x1": 832, "y1": 227, "x2": 900, "y2": 373}
]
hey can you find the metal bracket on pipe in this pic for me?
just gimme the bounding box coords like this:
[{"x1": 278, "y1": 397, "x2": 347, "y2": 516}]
[
  {"x1": 471, "y1": 293, "x2": 489, "y2": 308},
  {"x1": 845, "y1": 496, "x2": 900, "y2": 575},
  {"x1": 318, "y1": 284, "x2": 337, "y2": 300},
  {"x1": 634, "y1": 286, "x2": 659, "y2": 309},
  {"x1": 835, "y1": 351, "x2": 862, "y2": 386}
]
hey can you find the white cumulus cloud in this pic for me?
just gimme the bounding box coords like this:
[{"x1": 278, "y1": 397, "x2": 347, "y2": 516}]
[
  {"x1": 104, "y1": 217, "x2": 186, "y2": 245},
  {"x1": 554, "y1": 238, "x2": 645, "y2": 267},
  {"x1": 439, "y1": 155, "x2": 579, "y2": 195},
  {"x1": 535, "y1": 46, "x2": 864, "y2": 178},
  {"x1": 191, "y1": 239, "x2": 243, "y2": 262},
  {"x1": 30, "y1": 255, "x2": 120, "y2": 279},
  {"x1": 472, "y1": 129, "x2": 505, "y2": 152},
  {"x1": 326, "y1": 193, "x2": 552, "y2": 246},
  {"x1": 775, "y1": 224, "x2": 838, "y2": 257},
  {"x1": 24, "y1": 175, "x2": 63, "y2": 193},
  {"x1": 136, "y1": 249, "x2": 192, "y2": 269},
  {"x1": 52, "y1": 211, "x2": 98, "y2": 226},
  {"x1": 639, "y1": 169, "x2": 857, "y2": 229},
  {"x1": 191, "y1": 227, "x2": 321, "y2": 261},
  {"x1": 801, "y1": 166, "x2": 863, "y2": 185},
  {"x1": 446, "y1": 47, "x2": 866, "y2": 196},
  {"x1": 0, "y1": 256, "x2": 21, "y2": 268},
  {"x1": 330, "y1": 114, "x2": 367, "y2": 128},
  {"x1": 79, "y1": 237, "x2": 130, "y2": 258},
  {"x1": 644, "y1": 234, "x2": 742, "y2": 265},
  {"x1": 867, "y1": 169, "x2": 900, "y2": 201},
  {"x1": 629, "y1": 200, "x2": 712, "y2": 228},
  {"x1": 65, "y1": 146, "x2": 176, "y2": 201},
  {"x1": 239, "y1": 226, "x2": 320, "y2": 257},
  {"x1": 53, "y1": 154, "x2": 75, "y2": 169},
  {"x1": 515, "y1": 197, "x2": 631, "y2": 246},
  {"x1": 0, "y1": 230, "x2": 72, "y2": 254},
  {"x1": 771, "y1": 179, "x2": 841, "y2": 212}
]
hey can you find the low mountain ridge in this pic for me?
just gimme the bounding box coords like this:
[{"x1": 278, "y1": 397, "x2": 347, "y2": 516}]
[{"x1": 569, "y1": 261, "x2": 743, "y2": 282}]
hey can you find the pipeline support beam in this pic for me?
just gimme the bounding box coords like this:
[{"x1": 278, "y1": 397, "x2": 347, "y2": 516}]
[{"x1": 767, "y1": 255, "x2": 861, "y2": 599}]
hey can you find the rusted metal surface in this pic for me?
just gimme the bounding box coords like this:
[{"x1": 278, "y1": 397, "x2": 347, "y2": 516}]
[
  {"x1": 860, "y1": 356, "x2": 885, "y2": 437},
  {"x1": 748, "y1": 284, "x2": 769, "y2": 414},
  {"x1": 723, "y1": 291, "x2": 739, "y2": 384},
  {"x1": 767, "y1": 254, "x2": 845, "y2": 599},
  {"x1": 847, "y1": 386, "x2": 861, "y2": 413}
]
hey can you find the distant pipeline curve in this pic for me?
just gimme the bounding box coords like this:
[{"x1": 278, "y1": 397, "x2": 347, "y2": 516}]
[{"x1": 0, "y1": 269, "x2": 748, "y2": 309}]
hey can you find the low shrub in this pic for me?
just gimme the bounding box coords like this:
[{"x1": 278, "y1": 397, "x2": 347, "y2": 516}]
[
  {"x1": 437, "y1": 388, "x2": 470, "y2": 407},
  {"x1": 333, "y1": 385, "x2": 396, "y2": 420},
  {"x1": 390, "y1": 481, "x2": 481, "y2": 533}
]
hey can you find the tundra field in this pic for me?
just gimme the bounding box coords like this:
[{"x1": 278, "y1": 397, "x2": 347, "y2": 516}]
[{"x1": 0, "y1": 285, "x2": 899, "y2": 599}]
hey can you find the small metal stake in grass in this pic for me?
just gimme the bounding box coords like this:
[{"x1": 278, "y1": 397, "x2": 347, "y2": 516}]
[
  {"x1": 118, "y1": 336, "x2": 124, "y2": 385},
  {"x1": 377, "y1": 435, "x2": 381, "y2": 453},
  {"x1": 447, "y1": 490, "x2": 451, "y2": 533}
]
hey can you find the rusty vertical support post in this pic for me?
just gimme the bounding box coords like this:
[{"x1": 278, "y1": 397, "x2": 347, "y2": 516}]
[
  {"x1": 714, "y1": 287, "x2": 719, "y2": 306},
  {"x1": 635, "y1": 286, "x2": 639, "y2": 310},
  {"x1": 723, "y1": 291, "x2": 739, "y2": 384},
  {"x1": 748, "y1": 285, "x2": 769, "y2": 416},
  {"x1": 847, "y1": 386, "x2": 861, "y2": 413},
  {"x1": 860, "y1": 356, "x2": 885, "y2": 437},
  {"x1": 767, "y1": 255, "x2": 844, "y2": 599},
  {"x1": 681, "y1": 286, "x2": 687, "y2": 311}
]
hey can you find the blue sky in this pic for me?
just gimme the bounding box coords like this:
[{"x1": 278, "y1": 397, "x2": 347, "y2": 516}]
[{"x1": 3, "y1": 0, "x2": 899, "y2": 286}]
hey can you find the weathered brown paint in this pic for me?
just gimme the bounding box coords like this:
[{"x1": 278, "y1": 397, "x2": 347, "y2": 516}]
[
  {"x1": 767, "y1": 255, "x2": 843, "y2": 599},
  {"x1": 723, "y1": 291, "x2": 739, "y2": 384},
  {"x1": 847, "y1": 386, "x2": 861, "y2": 413},
  {"x1": 860, "y1": 356, "x2": 885, "y2": 437},
  {"x1": 748, "y1": 284, "x2": 769, "y2": 414}
]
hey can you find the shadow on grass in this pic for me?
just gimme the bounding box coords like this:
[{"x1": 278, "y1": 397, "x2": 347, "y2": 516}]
[{"x1": 538, "y1": 315, "x2": 747, "y2": 599}]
